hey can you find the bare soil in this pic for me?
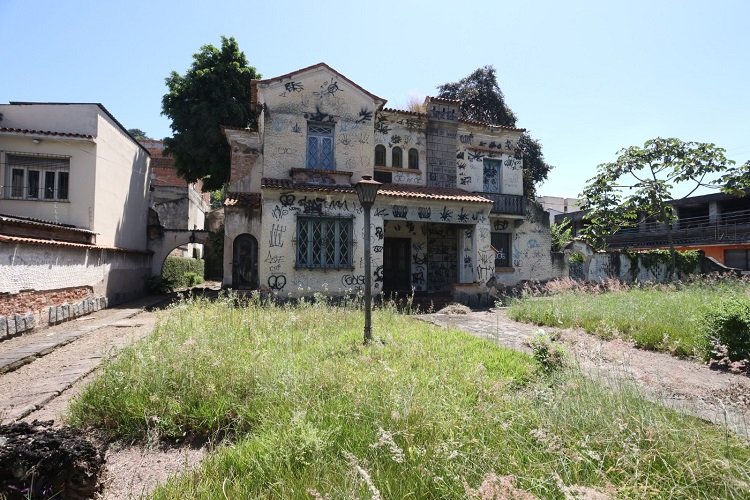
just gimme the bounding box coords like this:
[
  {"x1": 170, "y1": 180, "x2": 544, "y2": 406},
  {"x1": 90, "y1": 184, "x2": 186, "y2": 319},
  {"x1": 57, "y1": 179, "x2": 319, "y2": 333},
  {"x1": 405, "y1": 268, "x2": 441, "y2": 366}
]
[{"x1": 422, "y1": 307, "x2": 750, "y2": 440}]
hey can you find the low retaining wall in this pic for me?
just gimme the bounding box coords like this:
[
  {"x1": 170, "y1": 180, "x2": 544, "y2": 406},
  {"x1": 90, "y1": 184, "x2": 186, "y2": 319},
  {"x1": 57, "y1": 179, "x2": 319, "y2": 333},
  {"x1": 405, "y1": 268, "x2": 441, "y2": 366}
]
[{"x1": 0, "y1": 240, "x2": 149, "y2": 338}]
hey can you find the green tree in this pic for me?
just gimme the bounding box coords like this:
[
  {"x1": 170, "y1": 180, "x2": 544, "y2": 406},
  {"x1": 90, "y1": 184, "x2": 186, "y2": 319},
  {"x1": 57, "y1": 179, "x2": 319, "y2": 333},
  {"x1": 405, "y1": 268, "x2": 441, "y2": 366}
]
[
  {"x1": 437, "y1": 66, "x2": 552, "y2": 196},
  {"x1": 580, "y1": 138, "x2": 746, "y2": 270},
  {"x1": 550, "y1": 218, "x2": 573, "y2": 252},
  {"x1": 161, "y1": 36, "x2": 259, "y2": 191},
  {"x1": 127, "y1": 128, "x2": 150, "y2": 141}
]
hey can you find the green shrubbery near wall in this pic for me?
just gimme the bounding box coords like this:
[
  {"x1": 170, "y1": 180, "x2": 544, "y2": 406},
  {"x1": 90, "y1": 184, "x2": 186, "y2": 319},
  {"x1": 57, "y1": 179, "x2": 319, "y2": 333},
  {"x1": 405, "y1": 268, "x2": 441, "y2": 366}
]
[
  {"x1": 701, "y1": 296, "x2": 750, "y2": 363},
  {"x1": 161, "y1": 256, "x2": 204, "y2": 289}
]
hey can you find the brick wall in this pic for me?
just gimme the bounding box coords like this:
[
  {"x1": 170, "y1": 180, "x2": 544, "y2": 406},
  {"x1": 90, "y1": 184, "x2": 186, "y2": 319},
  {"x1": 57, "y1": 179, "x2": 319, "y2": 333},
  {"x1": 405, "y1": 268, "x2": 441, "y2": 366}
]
[{"x1": 0, "y1": 286, "x2": 92, "y2": 317}]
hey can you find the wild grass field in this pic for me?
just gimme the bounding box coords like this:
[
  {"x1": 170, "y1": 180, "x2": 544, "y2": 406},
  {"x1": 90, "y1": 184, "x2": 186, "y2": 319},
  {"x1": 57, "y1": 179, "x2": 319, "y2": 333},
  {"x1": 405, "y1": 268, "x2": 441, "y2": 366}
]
[
  {"x1": 69, "y1": 295, "x2": 750, "y2": 498},
  {"x1": 508, "y1": 276, "x2": 750, "y2": 357}
]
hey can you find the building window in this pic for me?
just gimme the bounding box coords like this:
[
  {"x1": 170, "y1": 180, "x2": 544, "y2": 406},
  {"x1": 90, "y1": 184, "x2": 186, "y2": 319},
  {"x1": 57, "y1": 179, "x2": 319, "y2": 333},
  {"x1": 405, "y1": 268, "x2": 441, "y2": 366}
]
[
  {"x1": 392, "y1": 147, "x2": 403, "y2": 168},
  {"x1": 375, "y1": 145, "x2": 386, "y2": 167},
  {"x1": 483, "y1": 158, "x2": 502, "y2": 193},
  {"x1": 408, "y1": 148, "x2": 419, "y2": 169},
  {"x1": 296, "y1": 217, "x2": 353, "y2": 269},
  {"x1": 491, "y1": 232, "x2": 511, "y2": 267},
  {"x1": 5, "y1": 154, "x2": 70, "y2": 200},
  {"x1": 306, "y1": 123, "x2": 334, "y2": 169}
]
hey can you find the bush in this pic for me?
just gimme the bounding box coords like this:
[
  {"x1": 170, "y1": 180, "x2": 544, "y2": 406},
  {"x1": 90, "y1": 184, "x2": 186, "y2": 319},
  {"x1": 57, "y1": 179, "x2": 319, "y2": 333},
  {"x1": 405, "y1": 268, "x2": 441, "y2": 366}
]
[
  {"x1": 161, "y1": 256, "x2": 205, "y2": 289},
  {"x1": 529, "y1": 330, "x2": 566, "y2": 373},
  {"x1": 700, "y1": 296, "x2": 750, "y2": 362}
]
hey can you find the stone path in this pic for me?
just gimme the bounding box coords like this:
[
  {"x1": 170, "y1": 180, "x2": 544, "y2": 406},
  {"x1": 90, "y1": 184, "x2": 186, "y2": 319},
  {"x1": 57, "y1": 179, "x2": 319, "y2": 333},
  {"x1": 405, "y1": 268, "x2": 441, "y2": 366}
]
[
  {"x1": 420, "y1": 308, "x2": 750, "y2": 440},
  {"x1": 0, "y1": 296, "x2": 165, "y2": 423}
]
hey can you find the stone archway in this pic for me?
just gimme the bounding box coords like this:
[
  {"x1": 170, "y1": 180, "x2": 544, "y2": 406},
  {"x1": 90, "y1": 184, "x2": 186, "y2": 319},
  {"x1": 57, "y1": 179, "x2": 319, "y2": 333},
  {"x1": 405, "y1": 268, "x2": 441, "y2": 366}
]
[
  {"x1": 148, "y1": 228, "x2": 212, "y2": 277},
  {"x1": 232, "y1": 233, "x2": 259, "y2": 289}
]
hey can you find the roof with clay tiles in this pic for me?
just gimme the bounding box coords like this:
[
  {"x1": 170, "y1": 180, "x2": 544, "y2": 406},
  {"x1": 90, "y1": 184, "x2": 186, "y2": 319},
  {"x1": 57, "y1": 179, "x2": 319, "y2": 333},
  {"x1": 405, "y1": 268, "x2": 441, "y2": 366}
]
[{"x1": 260, "y1": 178, "x2": 492, "y2": 203}]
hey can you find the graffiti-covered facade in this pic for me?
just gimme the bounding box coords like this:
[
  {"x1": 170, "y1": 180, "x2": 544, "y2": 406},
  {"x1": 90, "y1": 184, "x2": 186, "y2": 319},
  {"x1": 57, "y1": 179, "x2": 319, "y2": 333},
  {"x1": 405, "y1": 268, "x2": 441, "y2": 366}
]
[{"x1": 223, "y1": 63, "x2": 552, "y2": 301}]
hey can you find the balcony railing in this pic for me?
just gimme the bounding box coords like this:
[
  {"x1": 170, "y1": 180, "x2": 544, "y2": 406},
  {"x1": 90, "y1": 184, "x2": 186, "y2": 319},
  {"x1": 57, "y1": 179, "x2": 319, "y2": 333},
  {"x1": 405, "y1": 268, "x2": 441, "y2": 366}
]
[
  {"x1": 477, "y1": 192, "x2": 525, "y2": 216},
  {"x1": 608, "y1": 209, "x2": 750, "y2": 247}
]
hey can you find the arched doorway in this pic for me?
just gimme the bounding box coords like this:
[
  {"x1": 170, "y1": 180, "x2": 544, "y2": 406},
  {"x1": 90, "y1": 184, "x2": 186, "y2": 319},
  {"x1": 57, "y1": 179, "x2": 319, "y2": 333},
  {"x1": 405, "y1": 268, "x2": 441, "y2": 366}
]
[{"x1": 232, "y1": 234, "x2": 259, "y2": 289}]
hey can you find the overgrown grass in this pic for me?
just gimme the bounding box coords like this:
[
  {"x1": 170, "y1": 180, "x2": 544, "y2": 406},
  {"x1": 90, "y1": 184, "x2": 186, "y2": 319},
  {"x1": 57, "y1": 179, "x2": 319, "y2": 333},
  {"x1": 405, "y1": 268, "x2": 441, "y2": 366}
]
[
  {"x1": 509, "y1": 277, "x2": 750, "y2": 356},
  {"x1": 69, "y1": 295, "x2": 750, "y2": 498}
]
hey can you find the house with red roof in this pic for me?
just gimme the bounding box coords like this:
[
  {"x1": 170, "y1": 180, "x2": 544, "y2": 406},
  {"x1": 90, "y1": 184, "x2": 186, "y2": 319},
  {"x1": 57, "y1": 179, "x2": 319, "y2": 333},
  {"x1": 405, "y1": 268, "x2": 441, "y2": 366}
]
[{"x1": 222, "y1": 64, "x2": 553, "y2": 304}]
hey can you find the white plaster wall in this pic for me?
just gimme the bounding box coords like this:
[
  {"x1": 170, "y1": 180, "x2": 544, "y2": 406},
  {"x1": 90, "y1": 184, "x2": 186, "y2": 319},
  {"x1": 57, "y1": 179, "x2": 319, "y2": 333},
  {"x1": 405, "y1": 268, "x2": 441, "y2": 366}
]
[
  {"x1": 258, "y1": 189, "x2": 382, "y2": 296},
  {"x1": 257, "y1": 67, "x2": 381, "y2": 182},
  {"x1": 0, "y1": 241, "x2": 149, "y2": 301},
  {"x1": 0, "y1": 136, "x2": 97, "y2": 230},
  {"x1": 0, "y1": 103, "x2": 99, "y2": 137},
  {"x1": 456, "y1": 124, "x2": 523, "y2": 194},
  {"x1": 93, "y1": 113, "x2": 150, "y2": 250},
  {"x1": 374, "y1": 111, "x2": 427, "y2": 186},
  {"x1": 223, "y1": 206, "x2": 263, "y2": 287},
  {"x1": 488, "y1": 209, "x2": 554, "y2": 286}
]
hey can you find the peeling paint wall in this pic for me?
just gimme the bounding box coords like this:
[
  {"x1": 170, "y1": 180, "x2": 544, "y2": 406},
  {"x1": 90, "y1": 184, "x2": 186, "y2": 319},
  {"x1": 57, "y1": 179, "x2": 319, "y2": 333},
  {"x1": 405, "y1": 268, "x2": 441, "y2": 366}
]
[{"x1": 256, "y1": 67, "x2": 381, "y2": 182}]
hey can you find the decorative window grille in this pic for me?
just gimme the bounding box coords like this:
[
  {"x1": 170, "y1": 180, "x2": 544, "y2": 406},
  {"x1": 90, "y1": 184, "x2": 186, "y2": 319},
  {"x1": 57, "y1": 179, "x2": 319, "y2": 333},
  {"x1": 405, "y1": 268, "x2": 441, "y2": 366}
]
[
  {"x1": 4, "y1": 153, "x2": 70, "y2": 200},
  {"x1": 296, "y1": 217, "x2": 353, "y2": 268},
  {"x1": 306, "y1": 123, "x2": 334, "y2": 169}
]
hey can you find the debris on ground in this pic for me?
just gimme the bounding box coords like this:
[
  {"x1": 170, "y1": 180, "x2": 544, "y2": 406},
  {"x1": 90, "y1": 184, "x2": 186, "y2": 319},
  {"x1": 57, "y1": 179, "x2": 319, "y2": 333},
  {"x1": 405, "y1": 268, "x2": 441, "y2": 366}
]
[{"x1": 0, "y1": 420, "x2": 104, "y2": 499}]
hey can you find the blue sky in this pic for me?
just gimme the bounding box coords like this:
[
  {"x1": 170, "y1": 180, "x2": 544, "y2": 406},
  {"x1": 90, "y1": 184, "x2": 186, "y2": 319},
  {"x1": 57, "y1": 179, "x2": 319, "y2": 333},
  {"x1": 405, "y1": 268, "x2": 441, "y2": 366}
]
[{"x1": 2, "y1": 0, "x2": 748, "y2": 198}]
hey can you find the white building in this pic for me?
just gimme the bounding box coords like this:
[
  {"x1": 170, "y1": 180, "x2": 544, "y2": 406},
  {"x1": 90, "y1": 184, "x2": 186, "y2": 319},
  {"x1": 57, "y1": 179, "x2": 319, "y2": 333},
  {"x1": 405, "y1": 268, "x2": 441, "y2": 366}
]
[
  {"x1": 0, "y1": 102, "x2": 151, "y2": 334},
  {"x1": 223, "y1": 64, "x2": 554, "y2": 305}
]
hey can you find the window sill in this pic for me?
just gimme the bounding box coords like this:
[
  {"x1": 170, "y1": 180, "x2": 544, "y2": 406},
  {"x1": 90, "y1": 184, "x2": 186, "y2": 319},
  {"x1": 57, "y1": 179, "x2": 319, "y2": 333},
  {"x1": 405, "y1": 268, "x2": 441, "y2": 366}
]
[
  {"x1": 494, "y1": 266, "x2": 515, "y2": 273},
  {"x1": 374, "y1": 167, "x2": 422, "y2": 174}
]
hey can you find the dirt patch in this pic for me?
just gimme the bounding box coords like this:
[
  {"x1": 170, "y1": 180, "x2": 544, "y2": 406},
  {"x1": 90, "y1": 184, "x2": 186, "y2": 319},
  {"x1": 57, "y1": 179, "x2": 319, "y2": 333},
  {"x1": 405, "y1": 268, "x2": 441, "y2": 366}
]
[
  {"x1": 420, "y1": 308, "x2": 750, "y2": 440},
  {"x1": 0, "y1": 420, "x2": 104, "y2": 499}
]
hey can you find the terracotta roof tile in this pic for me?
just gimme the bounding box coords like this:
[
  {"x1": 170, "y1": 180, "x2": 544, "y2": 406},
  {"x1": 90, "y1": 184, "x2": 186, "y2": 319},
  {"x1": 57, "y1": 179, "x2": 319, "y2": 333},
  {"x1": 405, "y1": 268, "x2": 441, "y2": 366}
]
[
  {"x1": 0, "y1": 213, "x2": 96, "y2": 233},
  {"x1": 426, "y1": 96, "x2": 463, "y2": 105},
  {"x1": 0, "y1": 234, "x2": 149, "y2": 254},
  {"x1": 458, "y1": 118, "x2": 525, "y2": 132},
  {"x1": 260, "y1": 178, "x2": 491, "y2": 203},
  {"x1": 0, "y1": 127, "x2": 94, "y2": 139},
  {"x1": 381, "y1": 108, "x2": 426, "y2": 117},
  {"x1": 224, "y1": 192, "x2": 262, "y2": 208},
  {"x1": 379, "y1": 184, "x2": 492, "y2": 203}
]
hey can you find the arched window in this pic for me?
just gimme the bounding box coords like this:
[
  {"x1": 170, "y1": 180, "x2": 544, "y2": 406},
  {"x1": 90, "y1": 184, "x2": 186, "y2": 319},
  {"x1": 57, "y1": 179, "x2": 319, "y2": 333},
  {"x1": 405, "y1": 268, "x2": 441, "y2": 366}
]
[
  {"x1": 408, "y1": 148, "x2": 419, "y2": 169},
  {"x1": 392, "y1": 147, "x2": 403, "y2": 168},
  {"x1": 375, "y1": 145, "x2": 386, "y2": 167}
]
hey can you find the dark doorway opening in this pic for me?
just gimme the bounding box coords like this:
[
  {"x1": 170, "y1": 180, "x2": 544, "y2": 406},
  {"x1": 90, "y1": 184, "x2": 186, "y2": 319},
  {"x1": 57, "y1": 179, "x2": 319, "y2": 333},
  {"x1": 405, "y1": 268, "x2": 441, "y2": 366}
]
[
  {"x1": 232, "y1": 233, "x2": 259, "y2": 289},
  {"x1": 383, "y1": 237, "x2": 411, "y2": 292}
]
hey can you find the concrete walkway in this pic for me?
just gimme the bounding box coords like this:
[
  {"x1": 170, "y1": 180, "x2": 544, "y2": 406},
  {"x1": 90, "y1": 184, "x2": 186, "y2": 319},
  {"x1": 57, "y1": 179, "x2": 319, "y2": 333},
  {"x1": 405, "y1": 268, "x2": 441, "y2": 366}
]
[
  {"x1": 0, "y1": 295, "x2": 165, "y2": 423},
  {"x1": 420, "y1": 308, "x2": 750, "y2": 440}
]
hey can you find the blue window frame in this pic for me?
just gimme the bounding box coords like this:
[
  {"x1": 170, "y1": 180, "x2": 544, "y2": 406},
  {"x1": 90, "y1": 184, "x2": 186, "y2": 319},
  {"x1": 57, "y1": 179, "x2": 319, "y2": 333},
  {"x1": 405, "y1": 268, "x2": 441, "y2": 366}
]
[
  {"x1": 306, "y1": 123, "x2": 334, "y2": 169},
  {"x1": 296, "y1": 217, "x2": 352, "y2": 269}
]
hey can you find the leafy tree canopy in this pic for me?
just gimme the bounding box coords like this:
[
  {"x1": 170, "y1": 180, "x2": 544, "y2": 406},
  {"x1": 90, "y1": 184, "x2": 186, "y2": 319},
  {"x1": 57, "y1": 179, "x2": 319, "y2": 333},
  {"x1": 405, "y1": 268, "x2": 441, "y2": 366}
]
[
  {"x1": 580, "y1": 137, "x2": 748, "y2": 251},
  {"x1": 437, "y1": 66, "x2": 551, "y2": 196},
  {"x1": 161, "y1": 36, "x2": 259, "y2": 191},
  {"x1": 127, "y1": 128, "x2": 150, "y2": 141}
]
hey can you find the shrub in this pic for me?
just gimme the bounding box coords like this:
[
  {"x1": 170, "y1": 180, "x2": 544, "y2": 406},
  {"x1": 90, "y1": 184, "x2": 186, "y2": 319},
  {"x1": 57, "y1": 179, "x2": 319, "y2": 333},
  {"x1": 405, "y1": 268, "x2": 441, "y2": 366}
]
[
  {"x1": 161, "y1": 256, "x2": 205, "y2": 289},
  {"x1": 529, "y1": 330, "x2": 566, "y2": 373},
  {"x1": 700, "y1": 296, "x2": 750, "y2": 362}
]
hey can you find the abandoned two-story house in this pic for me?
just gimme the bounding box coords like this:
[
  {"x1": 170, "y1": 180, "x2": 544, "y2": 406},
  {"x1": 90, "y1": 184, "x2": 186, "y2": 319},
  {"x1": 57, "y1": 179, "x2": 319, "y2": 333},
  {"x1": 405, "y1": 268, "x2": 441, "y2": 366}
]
[{"x1": 223, "y1": 63, "x2": 552, "y2": 303}]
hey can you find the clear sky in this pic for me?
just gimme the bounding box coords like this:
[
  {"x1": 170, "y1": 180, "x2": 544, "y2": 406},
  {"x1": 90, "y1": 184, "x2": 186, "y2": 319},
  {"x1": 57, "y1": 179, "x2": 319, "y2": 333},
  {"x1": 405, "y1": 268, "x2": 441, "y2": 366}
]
[{"x1": 2, "y1": 0, "x2": 748, "y2": 198}]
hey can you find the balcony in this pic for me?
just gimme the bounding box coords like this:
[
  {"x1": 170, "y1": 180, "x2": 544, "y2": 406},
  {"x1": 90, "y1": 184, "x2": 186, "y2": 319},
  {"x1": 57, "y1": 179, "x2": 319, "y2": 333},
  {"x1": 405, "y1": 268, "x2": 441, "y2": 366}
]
[
  {"x1": 608, "y1": 209, "x2": 750, "y2": 248},
  {"x1": 478, "y1": 192, "x2": 525, "y2": 216}
]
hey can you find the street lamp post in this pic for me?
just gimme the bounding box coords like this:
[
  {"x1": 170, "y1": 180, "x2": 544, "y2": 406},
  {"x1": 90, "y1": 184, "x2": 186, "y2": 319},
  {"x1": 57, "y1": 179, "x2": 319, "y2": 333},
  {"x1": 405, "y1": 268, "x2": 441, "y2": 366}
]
[{"x1": 354, "y1": 175, "x2": 382, "y2": 344}]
